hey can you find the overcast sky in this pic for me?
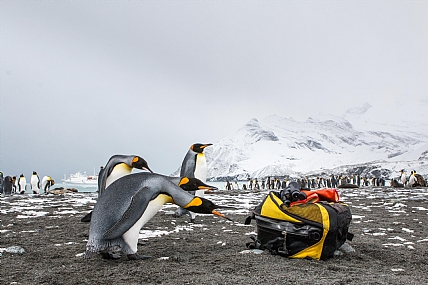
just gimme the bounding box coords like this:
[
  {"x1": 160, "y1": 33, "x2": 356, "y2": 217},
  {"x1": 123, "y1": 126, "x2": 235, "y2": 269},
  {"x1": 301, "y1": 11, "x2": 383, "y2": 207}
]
[{"x1": 1, "y1": 1, "x2": 427, "y2": 181}]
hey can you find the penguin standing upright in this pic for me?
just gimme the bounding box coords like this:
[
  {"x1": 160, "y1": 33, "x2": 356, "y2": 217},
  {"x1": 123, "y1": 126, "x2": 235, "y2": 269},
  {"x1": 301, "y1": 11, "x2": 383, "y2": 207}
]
[
  {"x1": 12, "y1": 176, "x2": 17, "y2": 193},
  {"x1": 180, "y1": 143, "x2": 212, "y2": 181},
  {"x1": 30, "y1": 171, "x2": 41, "y2": 194},
  {"x1": 41, "y1": 176, "x2": 55, "y2": 193},
  {"x1": 408, "y1": 171, "x2": 418, "y2": 187},
  {"x1": 0, "y1": 172, "x2": 3, "y2": 194},
  {"x1": 98, "y1": 155, "x2": 152, "y2": 196},
  {"x1": 85, "y1": 172, "x2": 228, "y2": 260},
  {"x1": 399, "y1": 169, "x2": 407, "y2": 187},
  {"x1": 2, "y1": 176, "x2": 13, "y2": 195},
  {"x1": 18, "y1": 174, "x2": 26, "y2": 194},
  {"x1": 174, "y1": 143, "x2": 212, "y2": 222}
]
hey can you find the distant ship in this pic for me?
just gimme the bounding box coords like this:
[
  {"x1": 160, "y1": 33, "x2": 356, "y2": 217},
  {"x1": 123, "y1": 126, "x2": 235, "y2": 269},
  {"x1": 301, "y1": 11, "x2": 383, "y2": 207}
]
[{"x1": 62, "y1": 171, "x2": 98, "y2": 186}]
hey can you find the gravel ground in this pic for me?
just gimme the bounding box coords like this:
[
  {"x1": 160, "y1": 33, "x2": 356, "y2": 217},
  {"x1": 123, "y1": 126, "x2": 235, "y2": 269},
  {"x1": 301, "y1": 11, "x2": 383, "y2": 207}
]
[{"x1": 1, "y1": 187, "x2": 428, "y2": 284}]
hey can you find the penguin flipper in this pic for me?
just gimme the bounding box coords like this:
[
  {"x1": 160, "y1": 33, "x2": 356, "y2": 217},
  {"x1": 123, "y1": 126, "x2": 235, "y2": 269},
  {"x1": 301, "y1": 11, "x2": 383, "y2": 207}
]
[
  {"x1": 180, "y1": 153, "x2": 196, "y2": 178},
  {"x1": 102, "y1": 186, "x2": 154, "y2": 240},
  {"x1": 81, "y1": 211, "x2": 92, "y2": 222}
]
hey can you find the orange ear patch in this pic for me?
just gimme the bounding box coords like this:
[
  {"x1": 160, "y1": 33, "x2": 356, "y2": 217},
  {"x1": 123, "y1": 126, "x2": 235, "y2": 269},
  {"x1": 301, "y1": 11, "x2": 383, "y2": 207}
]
[
  {"x1": 184, "y1": 197, "x2": 202, "y2": 208},
  {"x1": 132, "y1": 157, "x2": 139, "y2": 163},
  {"x1": 178, "y1": 177, "x2": 190, "y2": 187}
]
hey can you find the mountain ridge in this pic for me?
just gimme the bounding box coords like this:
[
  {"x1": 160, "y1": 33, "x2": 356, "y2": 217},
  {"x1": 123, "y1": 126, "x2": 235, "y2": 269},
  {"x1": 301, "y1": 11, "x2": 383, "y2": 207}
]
[
  {"x1": 172, "y1": 102, "x2": 428, "y2": 181},
  {"x1": 203, "y1": 103, "x2": 428, "y2": 180}
]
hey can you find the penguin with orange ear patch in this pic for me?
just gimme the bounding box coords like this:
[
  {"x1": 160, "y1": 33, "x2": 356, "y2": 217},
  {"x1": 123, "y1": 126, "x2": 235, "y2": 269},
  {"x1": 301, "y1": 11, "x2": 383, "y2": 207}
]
[
  {"x1": 80, "y1": 155, "x2": 153, "y2": 223},
  {"x1": 85, "y1": 172, "x2": 229, "y2": 260},
  {"x1": 174, "y1": 143, "x2": 213, "y2": 222},
  {"x1": 98, "y1": 155, "x2": 153, "y2": 196}
]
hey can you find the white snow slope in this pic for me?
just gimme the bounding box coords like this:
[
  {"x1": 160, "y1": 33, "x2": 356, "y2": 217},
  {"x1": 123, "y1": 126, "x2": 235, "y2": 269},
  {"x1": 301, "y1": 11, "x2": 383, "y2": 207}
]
[{"x1": 202, "y1": 102, "x2": 428, "y2": 180}]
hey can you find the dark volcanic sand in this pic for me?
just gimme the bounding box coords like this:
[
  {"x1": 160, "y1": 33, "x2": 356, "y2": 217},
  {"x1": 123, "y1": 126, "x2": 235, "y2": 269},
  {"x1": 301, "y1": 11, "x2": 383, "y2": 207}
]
[{"x1": 1, "y1": 187, "x2": 428, "y2": 285}]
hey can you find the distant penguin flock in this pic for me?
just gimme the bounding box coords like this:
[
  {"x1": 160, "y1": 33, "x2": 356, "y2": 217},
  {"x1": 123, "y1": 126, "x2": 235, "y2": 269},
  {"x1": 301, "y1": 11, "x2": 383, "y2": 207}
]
[{"x1": 0, "y1": 171, "x2": 55, "y2": 196}]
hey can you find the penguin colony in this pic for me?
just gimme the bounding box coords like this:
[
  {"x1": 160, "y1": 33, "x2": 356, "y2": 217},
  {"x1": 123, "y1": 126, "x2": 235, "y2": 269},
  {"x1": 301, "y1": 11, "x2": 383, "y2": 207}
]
[
  {"x1": 1, "y1": 144, "x2": 427, "y2": 260},
  {"x1": 223, "y1": 170, "x2": 427, "y2": 191}
]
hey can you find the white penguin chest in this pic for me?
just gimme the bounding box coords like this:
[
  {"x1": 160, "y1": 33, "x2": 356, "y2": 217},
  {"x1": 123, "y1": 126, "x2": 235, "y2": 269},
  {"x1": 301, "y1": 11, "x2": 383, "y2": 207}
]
[
  {"x1": 30, "y1": 176, "x2": 39, "y2": 189},
  {"x1": 193, "y1": 154, "x2": 207, "y2": 182},
  {"x1": 122, "y1": 194, "x2": 172, "y2": 252}
]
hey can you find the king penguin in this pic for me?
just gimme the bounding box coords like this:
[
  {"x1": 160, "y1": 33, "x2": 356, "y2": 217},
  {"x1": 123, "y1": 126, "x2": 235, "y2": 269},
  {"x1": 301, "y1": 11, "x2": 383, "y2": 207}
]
[
  {"x1": 400, "y1": 169, "x2": 407, "y2": 187},
  {"x1": 18, "y1": 174, "x2": 26, "y2": 194},
  {"x1": 85, "y1": 172, "x2": 228, "y2": 260},
  {"x1": 408, "y1": 170, "x2": 418, "y2": 187},
  {"x1": 2, "y1": 176, "x2": 13, "y2": 195},
  {"x1": 41, "y1": 176, "x2": 55, "y2": 194},
  {"x1": 180, "y1": 143, "x2": 212, "y2": 181},
  {"x1": 98, "y1": 155, "x2": 152, "y2": 196},
  {"x1": 80, "y1": 155, "x2": 152, "y2": 223},
  {"x1": 30, "y1": 171, "x2": 41, "y2": 194},
  {"x1": 81, "y1": 176, "x2": 217, "y2": 223},
  {"x1": 0, "y1": 172, "x2": 3, "y2": 193},
  {"x1": 174, "y1": 143, "x2": 212, "y2": 222}
]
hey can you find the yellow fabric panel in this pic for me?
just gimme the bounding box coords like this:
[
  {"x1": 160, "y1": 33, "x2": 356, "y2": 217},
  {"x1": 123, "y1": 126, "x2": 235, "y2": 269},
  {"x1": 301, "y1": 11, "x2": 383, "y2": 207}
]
[
  {"x1": 260, "y1": 194, "x2": 302, "y2": 223},
  {"x1": 290, "y1": 203, "x2": 330, "y2": 260},
  {"x1": 283, "y1": 203, "x2": 323, "y2": 224}
]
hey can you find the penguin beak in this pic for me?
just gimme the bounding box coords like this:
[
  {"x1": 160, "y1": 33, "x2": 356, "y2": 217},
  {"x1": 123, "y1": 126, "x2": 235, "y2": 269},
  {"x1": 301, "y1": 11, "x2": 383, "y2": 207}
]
[
  {"x1": 143, "y1": 166, "x2": 153, "y2": 173},
  {"x1": 198, "y1": 185, "x2": 218, "y2": 191},
  {"x1": 212, "y1": 210, "x2": 233, "y2": 222},
  {"x1": 201, "y1": 143, "x2": 213, "y2": 149}
]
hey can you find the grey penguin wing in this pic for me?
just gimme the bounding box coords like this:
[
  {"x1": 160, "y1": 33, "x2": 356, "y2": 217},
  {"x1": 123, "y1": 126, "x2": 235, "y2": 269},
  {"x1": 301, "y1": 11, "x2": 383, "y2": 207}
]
[
  {"x1": 102, "y1": 186, "x2": 157, "y2": 240},
  {"x1": 180, "y1": 153, "x2": 196, "y2": 178}
]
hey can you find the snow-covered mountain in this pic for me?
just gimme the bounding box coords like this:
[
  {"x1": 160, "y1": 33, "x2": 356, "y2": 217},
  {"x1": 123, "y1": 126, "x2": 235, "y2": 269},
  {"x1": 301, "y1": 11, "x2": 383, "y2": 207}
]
[{"x1": 202, "y1": 102, "x2": 428, "y2": 181}]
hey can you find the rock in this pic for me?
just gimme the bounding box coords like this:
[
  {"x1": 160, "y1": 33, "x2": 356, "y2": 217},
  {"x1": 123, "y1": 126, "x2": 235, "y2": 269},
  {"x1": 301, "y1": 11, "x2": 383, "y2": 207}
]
[
  {"x1": 5, "y1": 246, "x2": 25, "y2": 254},
  {"x1": 338, "y1": 242, "x2": 355, "y2": 253}
]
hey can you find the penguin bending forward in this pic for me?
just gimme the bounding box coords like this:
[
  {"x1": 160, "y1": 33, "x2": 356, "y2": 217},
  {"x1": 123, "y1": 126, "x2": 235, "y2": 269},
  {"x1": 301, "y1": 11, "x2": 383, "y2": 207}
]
[
  {"x1": 98, "y1": 155, "x2": 152, "y2": 196},
  {"x1": 80, "y1": 155, "x2": 152, "y2": 223},
  {"x1": 41, "y1": 176, "x2": 55, "y2": 193},
  {"x1": 80, "y1": 176, "x2": 218, "y2": 223},
  {"x1": 85, "y1": 172, "x2": 228, "y2": 260}
]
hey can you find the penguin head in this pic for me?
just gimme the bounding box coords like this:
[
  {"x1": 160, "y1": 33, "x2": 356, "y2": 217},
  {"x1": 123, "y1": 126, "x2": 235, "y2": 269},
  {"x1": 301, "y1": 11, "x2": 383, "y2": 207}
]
[
  {"x1": 190, "y1": 143, "x2": 213, "y2": 153},
  {"x1": 131, "y1": 156, "x2": 153, "y2": 173},
  {"x1": 33, "y1": 171, "x2": 37, "y2": 175},
  {"x1": 178, "y1": 177, "x2": 218, "y2": 191},
  {"x1": 184, "y1": 197, "x2": 232, "y2": 220}
]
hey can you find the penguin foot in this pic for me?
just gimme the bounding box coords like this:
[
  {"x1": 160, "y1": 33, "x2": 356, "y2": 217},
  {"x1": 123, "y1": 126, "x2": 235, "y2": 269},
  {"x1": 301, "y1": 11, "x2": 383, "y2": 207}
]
[
  {"x1": 127, "y1": 253, "x2": 151, "y2": 260},
  {"x1": 100, "y1": 252, "x2": 122, "y2": 260}
]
